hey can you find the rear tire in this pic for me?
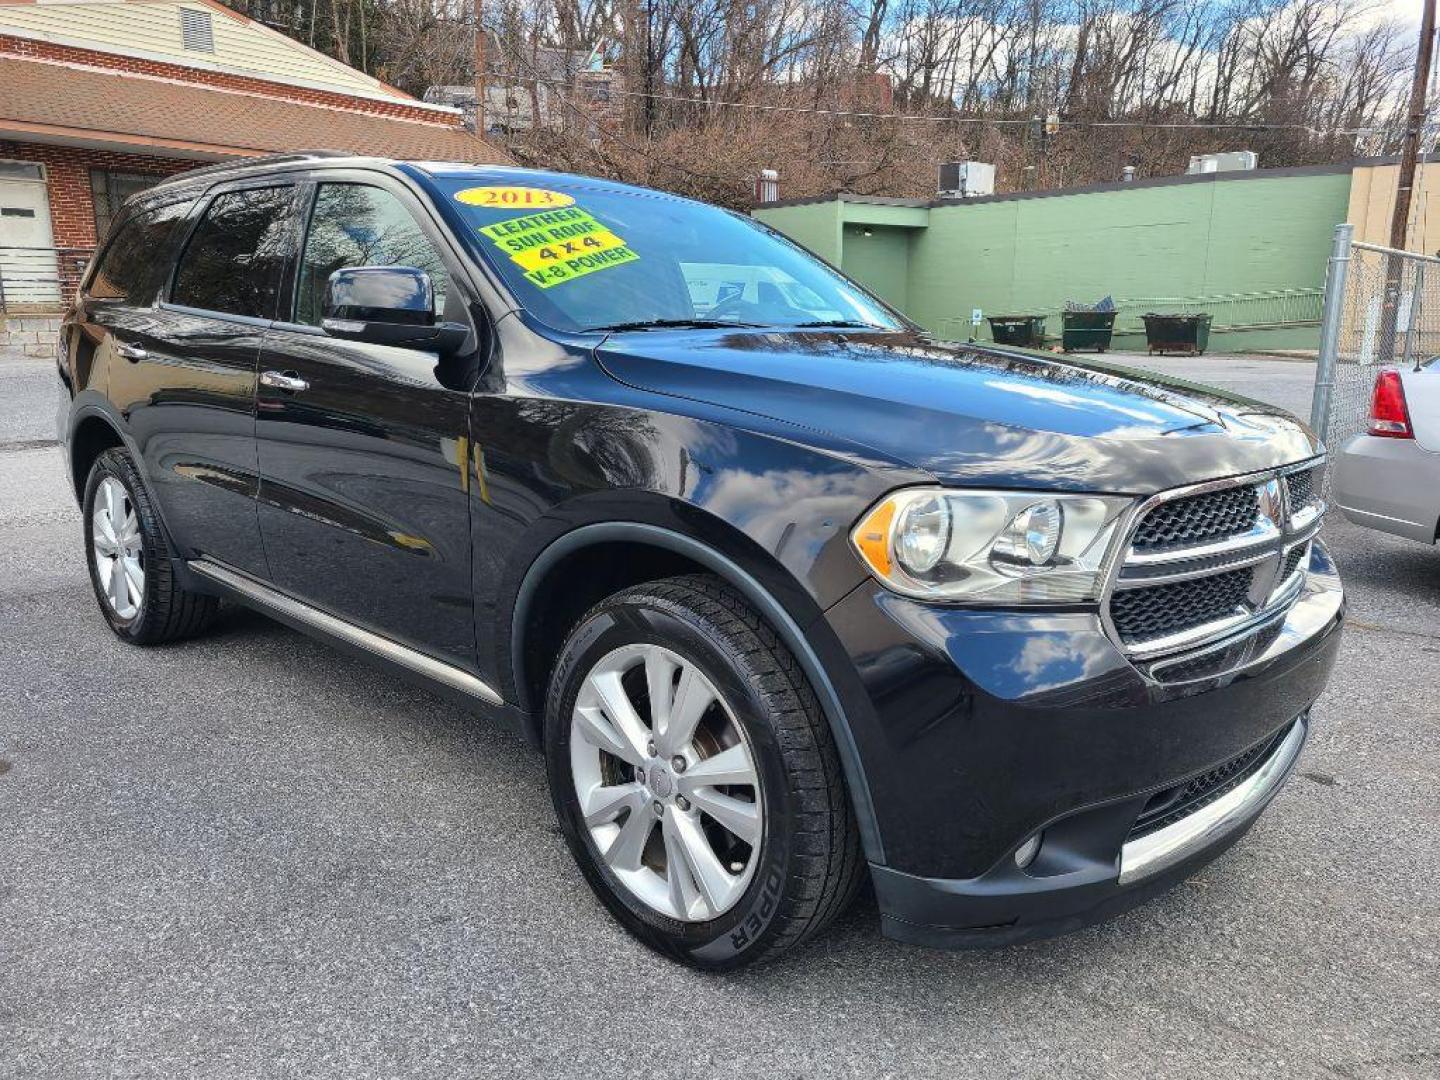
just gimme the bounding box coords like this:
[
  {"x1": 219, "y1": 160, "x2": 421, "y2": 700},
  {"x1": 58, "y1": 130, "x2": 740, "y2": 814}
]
[
  {"x1": 83, "y1": 447, "x2": 218, "y2": 645},
  {"x1": 544, "y1": 574, "x2": 863, "y2": 969}
]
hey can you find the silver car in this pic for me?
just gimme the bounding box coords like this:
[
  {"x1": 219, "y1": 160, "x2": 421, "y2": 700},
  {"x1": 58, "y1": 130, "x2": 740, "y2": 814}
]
[{"x1": 1334, "y1": 363, "x2": 1440, "y2": 543}]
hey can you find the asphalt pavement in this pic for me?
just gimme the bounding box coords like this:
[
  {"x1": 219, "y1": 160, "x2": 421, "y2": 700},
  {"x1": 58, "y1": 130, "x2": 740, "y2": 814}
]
[{"x1": 2, "y1": 351, "x2": 1437, "y2": 1079}]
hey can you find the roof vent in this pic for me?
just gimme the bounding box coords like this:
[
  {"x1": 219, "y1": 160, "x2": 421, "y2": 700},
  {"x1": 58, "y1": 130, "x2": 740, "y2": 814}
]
[
  {"x1": 1185, "y1": 151, "x2": 1257, "y2": 175},
  {"x1": 938, "y1": 161, "x2": 995, "y2": 199},
  {"x1": 180, "y1": 9, "x2": 215, "y2": 53}
]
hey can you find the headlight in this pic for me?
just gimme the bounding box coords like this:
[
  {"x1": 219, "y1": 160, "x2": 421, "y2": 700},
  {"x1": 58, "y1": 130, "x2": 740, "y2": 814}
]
[{"x1": 851, "y1": 488, "x2": 1133, "y2": 603}]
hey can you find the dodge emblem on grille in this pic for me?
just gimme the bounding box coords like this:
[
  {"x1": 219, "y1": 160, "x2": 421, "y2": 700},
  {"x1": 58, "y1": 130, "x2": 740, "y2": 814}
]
[
  {"x1": 1250, "y1": 478, "x2": 1292, "y2": 606},
  {"x1": 1257, "y1": 478, "x2": 1286, "y2": 528}
]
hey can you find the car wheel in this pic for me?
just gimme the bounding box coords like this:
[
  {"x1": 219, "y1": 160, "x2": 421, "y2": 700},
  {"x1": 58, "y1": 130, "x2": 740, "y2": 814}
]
[
  {"x1": 545, "y1": 574, "x2": 863, "y2": 969},
  {"x1": 83, "y1": 447, "x2": 218, "y2": 644}
]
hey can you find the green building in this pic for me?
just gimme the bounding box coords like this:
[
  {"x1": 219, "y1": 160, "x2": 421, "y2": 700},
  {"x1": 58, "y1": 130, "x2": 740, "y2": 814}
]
[{"x1": 753, "y1": 163, "x2": 1361, "y2": 353}]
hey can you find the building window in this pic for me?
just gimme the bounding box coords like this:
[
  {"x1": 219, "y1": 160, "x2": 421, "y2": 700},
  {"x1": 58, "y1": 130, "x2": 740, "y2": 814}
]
[
  {"x1": 90, "y1": 170, "x2": 163, "y2": 241},
  {"x1": 180, "y1": 8, "x2": 215, "y2": 52},
  {"x1": 0, "y1": 161, "x2": 44, "y2": 182}
]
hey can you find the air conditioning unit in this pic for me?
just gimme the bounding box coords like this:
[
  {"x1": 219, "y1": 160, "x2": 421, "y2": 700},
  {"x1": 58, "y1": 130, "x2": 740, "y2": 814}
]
[
  {"x1": 1186, "y1": 151, "x2": 1258, "y2": 175},
  {"x1": 938, "y1": 161, "x2": 995, "y2": 199}
]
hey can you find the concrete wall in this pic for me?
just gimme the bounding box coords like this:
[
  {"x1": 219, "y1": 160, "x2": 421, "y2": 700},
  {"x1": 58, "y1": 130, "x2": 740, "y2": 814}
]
[
  {"x1": 763, "y1": 199, "x2": 842, "y2": 266},
  {"x1": 841, "y1": 224, "x2": 912, "y2": 312},
  {"x1": 757, "y1": 168, "x2": 1354, "y2": 353}
]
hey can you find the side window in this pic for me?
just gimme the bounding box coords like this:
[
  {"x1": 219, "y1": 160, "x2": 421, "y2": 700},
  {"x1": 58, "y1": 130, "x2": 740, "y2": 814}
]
[
  {"x1": 171, "y1": 187, "x2": 294, "y2": 319},
  {"x1": 88, "y1": 199, "x2": 193, "y2": 305},
  {"x1": 295, "y1": 184, "x2": 450, "y2": 326}
]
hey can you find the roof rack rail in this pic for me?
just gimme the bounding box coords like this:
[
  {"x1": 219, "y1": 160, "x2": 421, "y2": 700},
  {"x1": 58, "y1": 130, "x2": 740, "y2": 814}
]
[{"x1": 157, "y1": 150, "x2": 360, "y2": 187}]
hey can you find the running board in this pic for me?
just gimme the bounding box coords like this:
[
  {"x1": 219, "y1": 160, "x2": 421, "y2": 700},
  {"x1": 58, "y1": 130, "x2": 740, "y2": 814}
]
[{"x1": 188, "y1": 560, "x2": 503, "y2": 706}]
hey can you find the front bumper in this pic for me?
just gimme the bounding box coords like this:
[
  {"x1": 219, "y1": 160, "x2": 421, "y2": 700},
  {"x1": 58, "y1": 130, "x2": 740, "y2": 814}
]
[
  {"x1": 822, "y1": 540, "x2": 1343, "y2": 948},
  {"x1": 871, "y1": 715, "x2": 1307, "y2": 948}
]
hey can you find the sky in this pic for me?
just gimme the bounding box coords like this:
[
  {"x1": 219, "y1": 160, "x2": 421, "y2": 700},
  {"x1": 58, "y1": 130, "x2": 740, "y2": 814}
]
[{"x1": 1378, "y1": 0, "x2": 1426, "y2": 32}]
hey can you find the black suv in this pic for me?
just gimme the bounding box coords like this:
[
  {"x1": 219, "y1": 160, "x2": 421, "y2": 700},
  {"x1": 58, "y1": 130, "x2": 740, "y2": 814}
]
[{"x1": 57, "y1": 154, "x2": 1342, "y2": 968}]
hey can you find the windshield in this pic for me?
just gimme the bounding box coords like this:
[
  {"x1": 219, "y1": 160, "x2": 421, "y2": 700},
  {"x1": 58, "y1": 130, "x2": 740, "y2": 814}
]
[{"x1": 434, "y1": 178, "x2": 903, "y2": 334}]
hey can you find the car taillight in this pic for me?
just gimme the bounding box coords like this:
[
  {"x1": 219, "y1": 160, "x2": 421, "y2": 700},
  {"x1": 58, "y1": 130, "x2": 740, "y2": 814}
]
[{"x1": 1369, "y1": 368, "x2": 1413, "y2": 438}]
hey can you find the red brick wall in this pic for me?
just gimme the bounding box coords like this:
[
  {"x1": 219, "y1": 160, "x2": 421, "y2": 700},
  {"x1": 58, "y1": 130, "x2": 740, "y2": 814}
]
[
  {"x1": 0, "y1": 140, "x2": 190, "y2": 250},
  {"x1": 0, "y1": 34, "x2": 453, "y2": 124}
]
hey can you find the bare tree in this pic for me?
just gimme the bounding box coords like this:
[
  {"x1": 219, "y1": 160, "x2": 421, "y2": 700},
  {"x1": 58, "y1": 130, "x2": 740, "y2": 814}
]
[{"x1": 220, "y1": 0, "x2": 1417, "y2": 208}]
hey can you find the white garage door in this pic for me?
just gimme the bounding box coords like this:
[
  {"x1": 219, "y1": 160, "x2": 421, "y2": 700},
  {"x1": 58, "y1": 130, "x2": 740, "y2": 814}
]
[{"x1": 0, "y1": 161, "x2": 61, "y2": 309}]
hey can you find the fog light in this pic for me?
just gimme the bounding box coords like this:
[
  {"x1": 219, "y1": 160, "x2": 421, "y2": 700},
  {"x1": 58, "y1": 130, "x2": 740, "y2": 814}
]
[{"x1": 1014, "y1": 833, "x2": 1042, "y2": 869}]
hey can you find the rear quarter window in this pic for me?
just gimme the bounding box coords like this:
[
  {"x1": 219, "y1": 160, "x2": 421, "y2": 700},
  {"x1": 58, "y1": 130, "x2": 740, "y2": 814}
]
[{"x1": 88, "y1": 198, "x2": 194, "y2": 305}]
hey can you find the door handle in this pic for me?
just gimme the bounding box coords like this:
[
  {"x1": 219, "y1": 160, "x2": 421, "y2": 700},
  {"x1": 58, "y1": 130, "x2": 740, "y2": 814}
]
[
  {"x1": 116, "y1": 342, "x2": 147, "y2": 362},
  {"x1": 260, "y1": 370, "x2": 310, "y2": 393}
]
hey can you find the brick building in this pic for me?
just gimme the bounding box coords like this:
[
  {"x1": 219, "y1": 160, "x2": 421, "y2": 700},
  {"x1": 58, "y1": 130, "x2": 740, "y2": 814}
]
[{"x1": 0, "y1": 0, "x2": 507, "y2": 313}]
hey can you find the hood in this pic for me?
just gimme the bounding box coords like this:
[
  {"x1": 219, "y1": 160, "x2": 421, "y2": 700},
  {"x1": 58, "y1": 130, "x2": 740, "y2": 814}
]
[{"x1": 594, "y1": 329, "x2": 1321, "y2": 493}]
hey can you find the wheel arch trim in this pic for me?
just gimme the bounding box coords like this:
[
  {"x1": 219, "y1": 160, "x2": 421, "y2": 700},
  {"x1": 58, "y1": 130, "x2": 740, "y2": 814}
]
[
  {"x1": 511, "y1": 521, "x2": 886, "y2": 864},
  {"x1": 66, "y1": 400, "x2": 146, "y2": 498},
  {"x1": 65, "y1": 400, "x2": 201, "y2": 592}
]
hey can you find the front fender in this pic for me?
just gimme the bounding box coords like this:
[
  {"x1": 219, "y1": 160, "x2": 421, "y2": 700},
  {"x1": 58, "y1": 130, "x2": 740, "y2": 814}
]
[{"x1": 509, "y1": 517, "x2": 889, "y2": 863}]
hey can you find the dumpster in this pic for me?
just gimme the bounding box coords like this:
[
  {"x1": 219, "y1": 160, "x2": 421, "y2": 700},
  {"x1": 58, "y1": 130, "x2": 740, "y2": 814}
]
[
  {"x1": 1061, "y1": 310, "x2": 1116, "y2": 352},
  {"x1": 1142, "y1": 313, "x2": 1212, "y2": 356},
  {"x1": 987, "y1": 314, "x2": 1046, "y2": 348}
]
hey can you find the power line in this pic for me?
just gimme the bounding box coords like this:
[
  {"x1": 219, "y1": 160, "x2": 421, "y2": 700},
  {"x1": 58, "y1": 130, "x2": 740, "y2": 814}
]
[{"x1": 485, "y1": 71, "x2": 1365, "y2": 136}]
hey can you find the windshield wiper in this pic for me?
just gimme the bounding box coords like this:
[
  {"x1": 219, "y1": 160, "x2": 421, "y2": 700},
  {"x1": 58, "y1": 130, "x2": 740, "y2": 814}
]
[
  {"x1": 790, "y1": 319, "x2": 891, "y2": 330},
  {"x1": 585, "y1": 318, "x2": 764, "y2": 333}
]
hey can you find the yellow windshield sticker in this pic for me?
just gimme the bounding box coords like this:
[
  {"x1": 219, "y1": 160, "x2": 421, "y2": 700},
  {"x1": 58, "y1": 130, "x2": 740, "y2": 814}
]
[
  {"x1": 478, "y1": 206, "x2": 640, "y2": 289},
  {"x1": 453, "y1": 186, "x2": 575, "y2": 209}
]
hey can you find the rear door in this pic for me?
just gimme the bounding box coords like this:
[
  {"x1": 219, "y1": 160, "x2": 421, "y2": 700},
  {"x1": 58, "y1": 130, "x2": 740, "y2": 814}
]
[
  {"x1": 253, "y1": 174, "x2": 483, "y2": 669},
  {"x1": 116, "y1": 182, "x2": 300, "y2": 576},
  {"x1": 72, "y1": 194, "x2": 193, "y2": 409}
]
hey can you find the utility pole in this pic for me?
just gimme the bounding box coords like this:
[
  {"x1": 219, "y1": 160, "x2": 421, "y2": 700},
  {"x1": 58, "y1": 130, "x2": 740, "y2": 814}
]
[
  {"x1": 473, "y1": 0, "x2": 486, "y2": 136},
  {"x1": 642, "y1": 0, "x2": 656, "y2": 138},
  {"x1": 1381, "y1": 0, "x2": 1436, "y2": 359},
  {"x1": 1391, "y1": 0, "x2": 1437, "y2": 252}
]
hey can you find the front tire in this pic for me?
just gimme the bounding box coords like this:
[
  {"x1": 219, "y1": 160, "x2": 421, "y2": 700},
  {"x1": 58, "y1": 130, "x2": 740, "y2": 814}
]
[
  {"x1": 544, "y1": 574, "x2": 863, "y2": 969},
  {"x1": 83, "y1": 447, "x2": 218, "y2": 644}
]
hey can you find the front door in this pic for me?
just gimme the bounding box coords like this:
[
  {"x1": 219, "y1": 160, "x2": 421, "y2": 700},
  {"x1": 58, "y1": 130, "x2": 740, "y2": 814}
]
[
  {"x1": 0, "y1": 161, "x2": 59, "y2": 309},
  {"x1": 254, "y1": 178, "x2": 482, "y2": 669}
]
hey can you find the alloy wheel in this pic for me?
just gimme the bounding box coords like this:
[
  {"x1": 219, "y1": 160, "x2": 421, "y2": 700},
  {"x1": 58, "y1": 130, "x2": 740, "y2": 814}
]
[
  {"x1": 92, "y1": 476, "x2": 145, "y2": 621},
  {"x1": 569, "y1": 643, "x2": 764, "y2": 922}
]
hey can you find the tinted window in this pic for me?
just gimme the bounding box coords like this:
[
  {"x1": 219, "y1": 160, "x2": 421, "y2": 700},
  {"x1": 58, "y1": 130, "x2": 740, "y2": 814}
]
[
  {"x1": 296, "y1": 184, "x2": 450, "y2": 325},
  {"x1": 437, "y1": 179, "x2": 900, "y2": 334},
  {"x1": 88, "y1": 199, "x2": 193, "y2": 305},
  {"x1": 171, "y1": 187, "x2": 294, "y2": 319}
]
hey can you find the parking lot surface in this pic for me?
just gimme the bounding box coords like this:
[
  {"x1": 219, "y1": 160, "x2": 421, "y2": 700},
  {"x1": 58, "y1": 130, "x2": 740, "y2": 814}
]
[{"x1": 2, "y1": 351, "x2": 1437, "y2": 1079}]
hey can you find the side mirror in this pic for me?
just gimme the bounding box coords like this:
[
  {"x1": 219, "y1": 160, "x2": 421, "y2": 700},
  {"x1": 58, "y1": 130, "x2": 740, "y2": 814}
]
[{"x1": 321, "y1": 266, "x2": 467, "y2": 355}]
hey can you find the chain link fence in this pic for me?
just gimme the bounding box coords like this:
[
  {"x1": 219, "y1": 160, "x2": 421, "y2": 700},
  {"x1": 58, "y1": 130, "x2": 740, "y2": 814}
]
[{"x1": 1311, "y1": 226, "x2": 1440, "y2": 463}]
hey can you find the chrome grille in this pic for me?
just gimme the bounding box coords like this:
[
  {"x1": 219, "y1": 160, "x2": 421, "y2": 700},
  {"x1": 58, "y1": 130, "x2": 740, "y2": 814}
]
[
  {"x1": 1131, "y1": 487, "x2": 1259, "y2": 551},
  {"x1": 1110, "y1": 567, "x2": 1252, "y2": 644},
  {"x1": 1279, "y1": 544, "x2": 1306, "y2": 584},
  {"x1": 1107, "y1": 460, "x2": 1325, "y2": 662},
  {"x1": 1284, "y1": 466, "x2": 1322, "y2": 513}
]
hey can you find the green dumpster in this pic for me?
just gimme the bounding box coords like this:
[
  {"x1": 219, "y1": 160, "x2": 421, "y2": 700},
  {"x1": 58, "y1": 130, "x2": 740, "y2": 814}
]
[
  {"x1": 1061, "y1": 310, "x2": 1116, "y2": 353},
  {"x1": 1142, "y1": 313, "x2": 1212, "y2": 356},
  {"x1": 987, "y1": 314, "x2": 1046, "y2": 348}
]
